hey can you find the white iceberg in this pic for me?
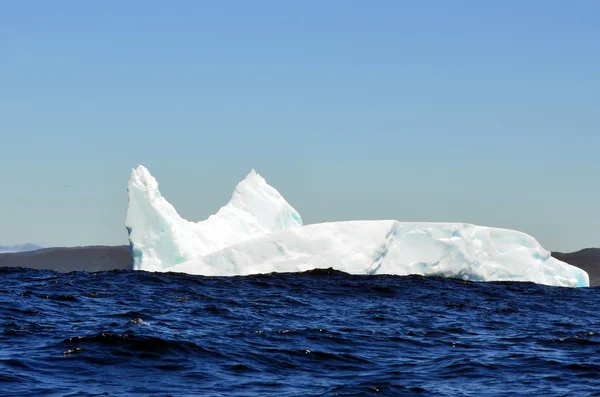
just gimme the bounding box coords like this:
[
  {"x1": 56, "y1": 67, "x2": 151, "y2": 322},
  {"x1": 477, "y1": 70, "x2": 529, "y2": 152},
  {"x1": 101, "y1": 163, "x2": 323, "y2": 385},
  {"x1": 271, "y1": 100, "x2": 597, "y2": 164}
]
[{"x1": 126, "y1": 166, "x2": 589, "y2": 287}]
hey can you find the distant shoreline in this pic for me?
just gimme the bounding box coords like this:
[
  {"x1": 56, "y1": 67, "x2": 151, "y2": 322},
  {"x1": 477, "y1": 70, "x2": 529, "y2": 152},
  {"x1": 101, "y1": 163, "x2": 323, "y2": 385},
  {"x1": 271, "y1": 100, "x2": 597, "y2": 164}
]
[
  {"x1": 0, "y1": 245, "x2": 132, "y2": 273},
  {"x1": 1, "y1": 246, "x2": 599, "y2": 286}
]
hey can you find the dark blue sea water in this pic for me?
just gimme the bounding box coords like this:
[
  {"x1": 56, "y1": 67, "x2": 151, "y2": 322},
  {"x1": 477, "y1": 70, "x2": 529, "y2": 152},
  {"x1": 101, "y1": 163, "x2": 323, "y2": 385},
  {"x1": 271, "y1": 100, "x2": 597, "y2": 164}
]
[{"x1": 1, "y1": 267, "x2": 599, "y2": 396}]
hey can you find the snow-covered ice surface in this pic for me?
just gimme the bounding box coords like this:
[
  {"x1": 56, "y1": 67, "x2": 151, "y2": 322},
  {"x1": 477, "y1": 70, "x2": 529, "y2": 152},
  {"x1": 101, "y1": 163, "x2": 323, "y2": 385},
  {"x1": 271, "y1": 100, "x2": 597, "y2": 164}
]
[{"x1": 126, "y1": 166, "x2": 589, "y2": 287}]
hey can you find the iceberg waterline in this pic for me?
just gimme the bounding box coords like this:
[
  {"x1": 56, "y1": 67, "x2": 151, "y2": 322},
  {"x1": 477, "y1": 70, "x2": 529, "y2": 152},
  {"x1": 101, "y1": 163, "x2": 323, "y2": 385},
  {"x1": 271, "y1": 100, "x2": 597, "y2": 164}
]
[{"x1": 126, "y1": 166, "x2": 589, "y2": 287}]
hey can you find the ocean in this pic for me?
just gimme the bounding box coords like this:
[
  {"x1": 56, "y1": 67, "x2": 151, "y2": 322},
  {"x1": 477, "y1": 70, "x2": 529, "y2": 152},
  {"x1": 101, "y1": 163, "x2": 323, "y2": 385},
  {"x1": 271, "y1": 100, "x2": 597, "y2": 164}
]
[{"x1": 1, "y1": 267, "x2": 599, "y2": 396}]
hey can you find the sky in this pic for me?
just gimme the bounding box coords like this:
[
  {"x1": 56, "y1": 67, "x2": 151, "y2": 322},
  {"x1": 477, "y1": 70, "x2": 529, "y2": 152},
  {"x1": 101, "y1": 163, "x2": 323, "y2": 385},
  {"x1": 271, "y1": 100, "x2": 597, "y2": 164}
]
[{"x1": 1, "y1": 1, "x2": 598, "y2": 252}]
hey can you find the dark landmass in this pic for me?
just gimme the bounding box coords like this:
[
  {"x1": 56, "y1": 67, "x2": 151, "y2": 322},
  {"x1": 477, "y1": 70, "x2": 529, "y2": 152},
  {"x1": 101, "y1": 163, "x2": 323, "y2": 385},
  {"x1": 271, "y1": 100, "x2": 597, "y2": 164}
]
[
  {"x1": 0, "y1": 245, "x2": 599, "y2": 286},
  {"x1": 552, "y1": 248, "x2": 600, "y2": 287},
  {"x1": 0, "y1": 246, "x2": 132, "y2": 272}
]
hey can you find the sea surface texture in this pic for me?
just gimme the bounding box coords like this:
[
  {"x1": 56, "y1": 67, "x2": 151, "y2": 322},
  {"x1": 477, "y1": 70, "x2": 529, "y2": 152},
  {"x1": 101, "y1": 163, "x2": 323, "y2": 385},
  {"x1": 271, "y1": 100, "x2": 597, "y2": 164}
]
[{"x1": 1, "y1": 267, "x2": 599, "y2": 396}]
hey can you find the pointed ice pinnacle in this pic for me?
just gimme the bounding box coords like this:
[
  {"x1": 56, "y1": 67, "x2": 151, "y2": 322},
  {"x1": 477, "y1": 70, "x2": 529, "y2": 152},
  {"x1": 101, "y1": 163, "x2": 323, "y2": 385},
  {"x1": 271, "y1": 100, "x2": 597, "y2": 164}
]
[{"x1": 126, "y1": 165, "x2": 302, "y2": 271}]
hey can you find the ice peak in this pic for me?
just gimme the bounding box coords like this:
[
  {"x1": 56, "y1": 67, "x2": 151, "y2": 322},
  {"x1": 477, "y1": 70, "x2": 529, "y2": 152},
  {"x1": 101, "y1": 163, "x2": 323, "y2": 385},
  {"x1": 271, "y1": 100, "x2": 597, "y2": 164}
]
[
  {"x1": 227, "y1": 169, "x2": 303, "y2": 227},
  {"x1": 131, "y1": 165, "x2": 152, "y2": 179},
  {"x1": 129, "y1": 165, "x2": 159, "y2": 193},
  {"x1": 238, "y1": 169, "x2": 263, "y2": 185}
]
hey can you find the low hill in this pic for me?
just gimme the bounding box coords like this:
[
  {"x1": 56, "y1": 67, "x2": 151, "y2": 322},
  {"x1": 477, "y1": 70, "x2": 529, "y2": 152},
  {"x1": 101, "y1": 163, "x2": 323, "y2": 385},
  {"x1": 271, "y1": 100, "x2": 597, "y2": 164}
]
[
  {"x1": 0, "y1": 243, "x2": 43, "y2": 253},
  {"x1": 0, "y1": 245, "x2": 131, "y2": 272}
]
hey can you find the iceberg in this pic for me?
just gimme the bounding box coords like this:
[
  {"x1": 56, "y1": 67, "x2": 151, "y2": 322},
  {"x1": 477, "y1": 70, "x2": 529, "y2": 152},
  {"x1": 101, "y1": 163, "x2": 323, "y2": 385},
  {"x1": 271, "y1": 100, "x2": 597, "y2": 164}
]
[{"x1": 126, "y1": 166, "x2": 589, "y2": 287}]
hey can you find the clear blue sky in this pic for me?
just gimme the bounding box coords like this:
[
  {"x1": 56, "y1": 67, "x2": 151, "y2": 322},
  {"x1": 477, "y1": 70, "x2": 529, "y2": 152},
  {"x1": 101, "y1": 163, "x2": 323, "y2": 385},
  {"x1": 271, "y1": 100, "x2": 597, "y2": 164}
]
[{"x1": 1, "y1": 1, "x2": 598, "y2": 252}]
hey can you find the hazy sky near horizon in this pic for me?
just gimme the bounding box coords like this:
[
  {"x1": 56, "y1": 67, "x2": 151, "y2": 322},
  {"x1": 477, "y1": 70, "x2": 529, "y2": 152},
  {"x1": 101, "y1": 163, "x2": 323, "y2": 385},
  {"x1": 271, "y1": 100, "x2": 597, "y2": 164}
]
[{"x1": 1, "y1": 1, "x2": 599, "y2": 252}]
